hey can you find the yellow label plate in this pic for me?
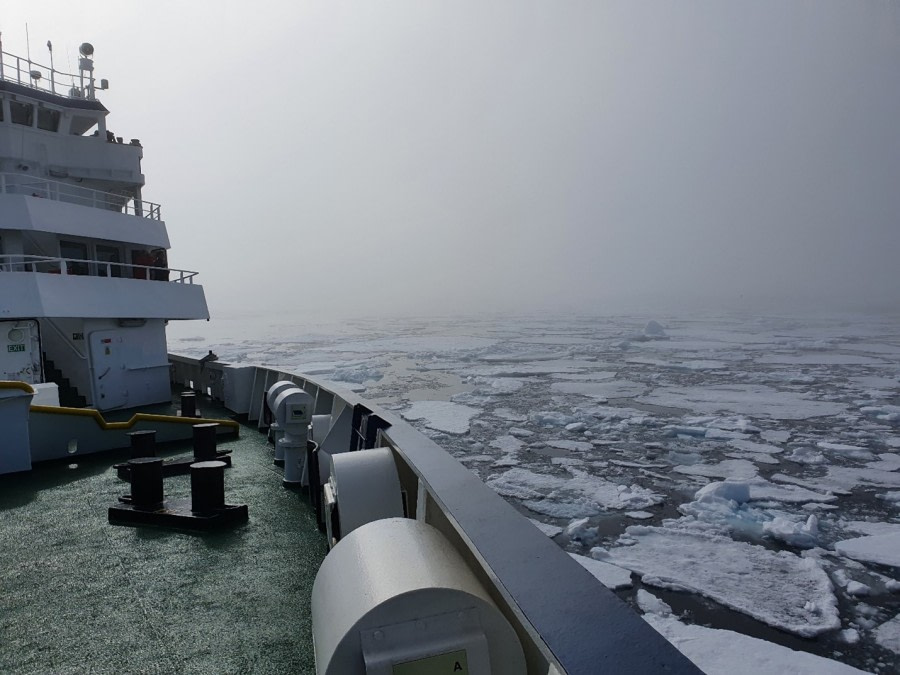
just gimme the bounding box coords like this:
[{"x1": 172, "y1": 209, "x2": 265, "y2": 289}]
[{"x1": 392, "y1": 649, "x2": 468, "y2": 675}]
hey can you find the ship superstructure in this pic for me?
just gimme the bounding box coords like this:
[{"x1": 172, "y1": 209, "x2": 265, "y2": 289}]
[{"x1": 0, "y1": 42, "x2": 208, "y2": 412}]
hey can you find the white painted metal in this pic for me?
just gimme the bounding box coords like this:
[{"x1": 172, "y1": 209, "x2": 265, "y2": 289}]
[
  {"x1": 0, "y1": 320, "x2": 41, "y2": 383},
  {"x1": 86, "y1": 323, "x2": 171, "y2": 411},
  {"x1": 325, "y1": 447, "x2": 403, "y2": 542},
  {"x1": 0, "y1": 194, "x2": 169, "y2": 248},
  {"x1": 0, "y1": 174, "x2": 160, "y2": 219},
  {"x1": 311, "y1": 518, "x2": 525, "y2": 675},
  {"x1": 88, "y1": 331, "x2": 128, "y2": 410},
  {"x1": 273, "y1": 387, "x2": 313, "y2": 435},
  {"x1": 274, "y1": 387, "x2": 313, "y2": 485},
  {"x1": 267, "y1": 381, "x2": 297, "y2": 411},
  {"x1": 0, "y1": 385, "x2": 34, "y2": 473},
  {"x1": 31, "y1": 383, "x2": 59, "y2": 406},
  {"x1": 0, "y1": 273, "x2": 208, "y2": 320},
  {"x1": 267, "y1": 381, "x2": 298, "y2": 464},
  {"x1": 221, "y1": 365, "x2": 255, "y2": 414},
  {"x1": 0, "y1": 44, "x2": 207, "y2": 421},
  {"x1": 0, "y1": 48, "x2": 98, "y2": 99},
  {"x1": 311, "y1": 414, "x2": 332, "y2": 444},
  {"x1": 27, "y1": 410, "x2": 235, "y2": 463}
]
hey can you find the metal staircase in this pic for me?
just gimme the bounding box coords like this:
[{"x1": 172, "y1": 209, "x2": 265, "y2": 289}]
[{"x1": 42, "y1": 354, "x2": 87, "y2": 408}]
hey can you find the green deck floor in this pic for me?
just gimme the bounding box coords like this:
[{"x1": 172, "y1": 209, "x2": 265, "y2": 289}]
[{"x1": 0, "y1": 424, "x2": 326, "y2": 674}]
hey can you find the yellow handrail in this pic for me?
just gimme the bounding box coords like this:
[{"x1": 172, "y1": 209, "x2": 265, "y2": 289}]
[
  {"x1": 0, "y1": 381, "x2": 36, "y2": 394},
  {"x1": 29, "y1": 404, "x2": 240, "y2": 433}
]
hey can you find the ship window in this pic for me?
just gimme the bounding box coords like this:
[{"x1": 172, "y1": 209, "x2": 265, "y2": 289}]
[
  {"x1": 60, "y1": 240, "x2": 89, "y2": 276},
  {"x1": 96, "y1": 245, "x2": 122, "y2": 278},
  {"x1": 37, "y1": 108, "x2": 60, "y2": 132},
  {"x1": 10, "y1": 101, "x2": 34, "y2": 127}
]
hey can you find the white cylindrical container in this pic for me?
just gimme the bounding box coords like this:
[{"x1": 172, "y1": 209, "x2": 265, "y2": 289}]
[
  {"x1": 327, "y1": 448, "x2": 403, "y2": 539},
  {"x1": 312, "y1": 518, "x2": 525, "y2": 675}
]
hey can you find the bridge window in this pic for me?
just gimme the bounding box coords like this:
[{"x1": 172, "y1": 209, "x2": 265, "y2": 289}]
[
  {"x1": 10, "y1": 101, "x2": 34, "y2": 127},
  {"x1": 37, "y1": 108, "x2": 60, "y2": 132}
]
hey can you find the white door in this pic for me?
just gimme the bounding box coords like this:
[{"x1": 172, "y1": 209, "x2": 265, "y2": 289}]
[
  {"x1": 1, "y1": 320, "x2": 42, "y2": 384},
  {"x1": 89, "y1": 331, "x2": 128, "y2": 410}
]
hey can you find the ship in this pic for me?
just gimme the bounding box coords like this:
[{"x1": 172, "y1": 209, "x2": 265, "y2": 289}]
[{"x1": 0, "y1": 42, "x2": 702, "y2": 674}]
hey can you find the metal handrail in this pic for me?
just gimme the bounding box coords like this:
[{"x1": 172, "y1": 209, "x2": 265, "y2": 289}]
[
  {"x1": 0, "y1": 173, "x2": 160, "y2": 220},
  {"x1": 0, "y1": 254, "x2": 198, "y2": 284},
  {"x1": 0, "y1": 49, "x2": 85, "y2": 99},
  {"x1": 42, "y1": 318, "x2": 88, "y2": 361}
]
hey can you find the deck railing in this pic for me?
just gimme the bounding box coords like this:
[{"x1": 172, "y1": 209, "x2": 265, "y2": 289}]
[
  {"x1": 0, "y1": 254, "x2": 198, "y2": 283},
  {"x1": 0, "y1": 173, "x2": 161, "y2": 220},
  {"x1": 0, "y1": 49, "x2": 91, "y2": 99}
]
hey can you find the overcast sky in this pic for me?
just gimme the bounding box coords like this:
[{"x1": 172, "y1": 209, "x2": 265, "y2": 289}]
[{"x1": 4, "y1": 2, "x2": 899, "y2": 318}]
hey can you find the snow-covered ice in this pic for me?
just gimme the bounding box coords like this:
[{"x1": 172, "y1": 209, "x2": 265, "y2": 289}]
[
  {"x1": 834, "y1": 531, "x2": 900, "y2": 568},
  {"x1": 874, "y1": 613, "x2": 900, "y2": 655},
  {"x1": 401, "y1": 401, "x2": 479, "y2": 435},
  {"x1": 637, "y1": 384, "x2": 847, "y2": 420},
  {"x1": 607, "y1": 526, "x2": 840, "y2": 636},
  {"x1": 644, "y1": 613, "x2": 870, "y2": 674},
  {"x1": 569, "y1": 552, "x2": 633, "y2": 590},
  {"x1": 486, "y1": 467, "x2": 663, "y2": 517},
  {"x1": 551, "y1": 379, "x2": 645, "y2": 400}
]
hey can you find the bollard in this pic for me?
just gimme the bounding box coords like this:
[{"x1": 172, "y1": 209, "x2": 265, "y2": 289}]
[
  {"x1": 191, "y1": 460, "x2": 226, "y2": 513},
  {"x1": 193, "y1": 423, "x2": 219, "y2": 461},
  {"x1": 181, "y1": 391, "x2": 197, "y2": 418},
  {"x1": 129, "y1": 457, "x2": 164, "y2": 508},
  {"x1": 128, "y1": 430, "x2": 157, "y2": 459}
]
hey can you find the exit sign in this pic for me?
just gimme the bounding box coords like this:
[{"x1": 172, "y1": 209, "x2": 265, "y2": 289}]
[{"x1": 7, "y1": 344, "x2": 25, "y2": 353}]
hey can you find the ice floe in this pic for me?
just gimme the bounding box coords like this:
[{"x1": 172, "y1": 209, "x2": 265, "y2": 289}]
[
  {"x1": 546, "y1": 440, "x2": 593, "y2": 453},
  {"x1": 644, "y1": 613, "x2": 869, "y2": 674},
  {"x1": 676, "y1": 480, "x2": 822, "y2": 547},
  {"x1": 528, "y1": 518, "x2": 562, "y2": 538},
  {"x1": 816, "y1": 442, "x2": 874, "y2": 461},
  {"x1": 637, "y1": 384, "x2": 847, "y2": 420},
  {"x1": 489, "y1": 435, "x2": 524, "y2": 453},
  {"x1": 874, "y1": 613, "x2": 900, "y2": 655},
  {"x1": 674, "y1": 459, "x2": 759, "y2": 480},
  {"x1": 728, "y1": 439, "x2": 783, "y2": 455},
  {"x1": 401, "y1": 401, "x2": 479, "y2": 435},
  {"x1": 550, "y1": 379, "x2": 645, "y2": 400},
  {"x1": 607, "y1": 526, "x2": 840, "y2": 636},
  {"x1": 322, "y1": 335, "x2": 498, "y2": 354},
  {"x1": 486, "y1": 467, "x2": 663, "y2": 518},
  {"x1": 834, "y1": 531, "x2": 900, "y2": 568},
  {"x1": 756, "y1": 353, "x2": 886, "y2": 366},
  {"x1": 860, "y1": 404, "x2": 900, "y2": 425},
  {"x1": 568, "y1": 552, "x2": 633, "y2": 590}
]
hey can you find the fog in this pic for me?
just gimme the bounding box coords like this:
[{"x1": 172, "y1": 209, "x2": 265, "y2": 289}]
[{"x1": 5, "y1": 2, "x2": 900, "y2": 318}]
